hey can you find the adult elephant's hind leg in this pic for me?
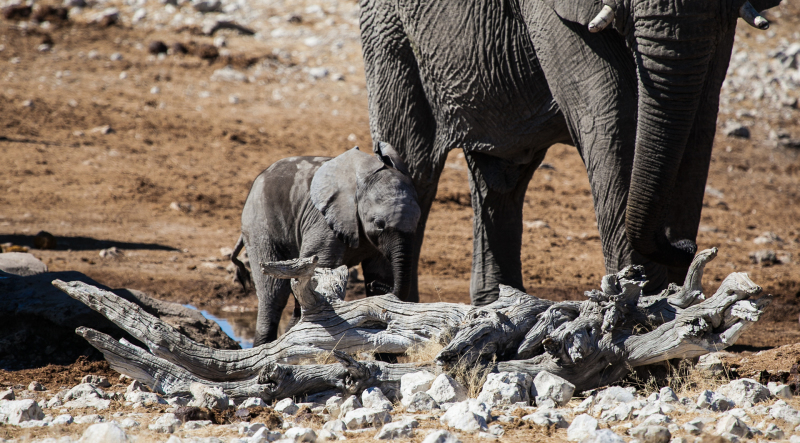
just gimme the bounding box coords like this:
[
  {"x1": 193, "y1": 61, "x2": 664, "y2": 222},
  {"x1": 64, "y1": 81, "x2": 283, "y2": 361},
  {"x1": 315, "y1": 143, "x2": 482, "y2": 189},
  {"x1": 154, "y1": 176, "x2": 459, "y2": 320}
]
[{"x1": 465, "y1": 151, "x2": 545, "y2": 306}]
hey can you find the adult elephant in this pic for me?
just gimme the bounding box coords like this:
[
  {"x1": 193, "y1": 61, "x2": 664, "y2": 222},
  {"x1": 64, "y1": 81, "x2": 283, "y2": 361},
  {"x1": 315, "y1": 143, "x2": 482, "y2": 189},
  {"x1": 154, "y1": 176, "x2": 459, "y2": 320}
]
[{"x1": 359, "y1": 0, "x2": 779, "y2": 305}]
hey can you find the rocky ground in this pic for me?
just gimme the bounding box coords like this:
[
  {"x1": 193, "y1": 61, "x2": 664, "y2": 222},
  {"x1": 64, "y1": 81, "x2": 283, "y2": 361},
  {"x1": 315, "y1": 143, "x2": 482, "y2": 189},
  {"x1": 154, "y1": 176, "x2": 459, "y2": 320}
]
[
  {"x1": 2, "y1": 0, "x2": 800, "y2": 441},
  {"x1": 2, "y1": 357, "x2": 800, "y2": 443}
]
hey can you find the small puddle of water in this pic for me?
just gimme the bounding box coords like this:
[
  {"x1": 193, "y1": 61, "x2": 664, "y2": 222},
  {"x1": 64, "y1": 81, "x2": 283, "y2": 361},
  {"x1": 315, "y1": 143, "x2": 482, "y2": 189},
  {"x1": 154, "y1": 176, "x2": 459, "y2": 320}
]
[{"x1": 184, "y1": 304, "x2": 257, "y2": 349}]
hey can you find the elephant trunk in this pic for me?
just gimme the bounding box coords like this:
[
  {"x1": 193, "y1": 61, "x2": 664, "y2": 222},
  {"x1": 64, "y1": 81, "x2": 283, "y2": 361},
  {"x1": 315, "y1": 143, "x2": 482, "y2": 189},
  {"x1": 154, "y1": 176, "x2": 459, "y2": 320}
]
[
  {"x1": 626, "y1": 31, "x2": 713, "y2": 268},
  {"x1": 382, "y1": 231, "x2": 415, "y2": 301}
]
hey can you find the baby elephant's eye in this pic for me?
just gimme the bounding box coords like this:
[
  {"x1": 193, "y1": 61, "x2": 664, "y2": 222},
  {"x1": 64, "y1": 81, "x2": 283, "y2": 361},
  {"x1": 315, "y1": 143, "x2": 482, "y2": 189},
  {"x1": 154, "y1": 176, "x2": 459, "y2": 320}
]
[{"x1": 374, "y1": 219, "x2": 386, "y2": 230}]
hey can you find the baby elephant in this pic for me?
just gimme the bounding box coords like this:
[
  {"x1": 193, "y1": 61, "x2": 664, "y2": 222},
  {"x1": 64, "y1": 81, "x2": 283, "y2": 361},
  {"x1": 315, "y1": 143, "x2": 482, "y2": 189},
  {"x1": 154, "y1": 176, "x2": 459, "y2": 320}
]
[{"x1": 231, "y1": 143, "x2": 421, "y2": 345}]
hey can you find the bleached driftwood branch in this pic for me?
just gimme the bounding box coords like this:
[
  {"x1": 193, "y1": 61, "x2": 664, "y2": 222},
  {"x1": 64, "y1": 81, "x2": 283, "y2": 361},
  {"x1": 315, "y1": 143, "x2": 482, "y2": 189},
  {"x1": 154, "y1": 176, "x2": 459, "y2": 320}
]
[{"x1": 55, "y1": 248, "x2": 770, "y2": 399}]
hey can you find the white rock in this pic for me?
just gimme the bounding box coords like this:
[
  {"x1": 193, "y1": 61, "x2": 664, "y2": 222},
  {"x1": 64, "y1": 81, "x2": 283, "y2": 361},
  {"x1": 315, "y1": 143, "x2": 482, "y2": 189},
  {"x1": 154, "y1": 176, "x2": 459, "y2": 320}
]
[
  {"x1": 308, "y1": 67, "x2": 329, "y2": 80},
  {"x1": 275, "y1": 398, "x2": 299, "y2": 415},
  {"x1": 52, "y1": 414, "x2": 74, "y2": 425},
  {"x1": 250, "y1": 427, "x2": 283, "y2": 443},
  {"x1": 629, "y1": 425, "x2": 671, "y2": 443},
  {"x1": 440, "y1": 400, "x2": 489, "y2": 433},
  {"x1": 211, "y1": 66, "x2": 248, "y2": 83},
  {"x1": 790, "y1": 435, "x2": 800, "y2": 443},
  {"x1": 581, "y1": 429, "x2": 626, "y2": 443},
  {"x1": 375, "y1": 418, "x2": 418, "y2": 439},
  {"x1": 74, "y1": 414, "x2": 103, "y2": 424},
  {"x1": 79, "y1": 422, "x2": 129, "y2": 443},
  {"x1": 697, "y1": 390, "x2": 734, "y2": 411},
  {"x1": 717, "y1": 379, "x2": 770, "y2": 407},
  {"x1": 568, "y1": 414, "x2": 598, "y2": 441},
  {"x1": 284, "y1": 427, "x2": 316, "y2": 442},
  {"x1": 596, "y1": 386, "x2": 636, "y2": 405},
  {"x1": 405, "y1": 392, "x2": 438, "y2": 412},
  {"x1": 0, "y1": 399, "x2": 45, "y2": 424},
  {"x1": 240, "y1": 422, "x2": 266, "y2": 436},
  {"x1": 317, "y1": 428, "x2": 338, "y2": 441},
  {"x1": 763, "y1": 423, "x2": 784, "y2": 439},
  {"x1": 81, "y1": 375, "x2": 111, "y2": 388},
  {"x1": 641, "y1": 414, "x2": 670, "y2": 426},
  {"x1": 324, "y1": 395, "x2": 344, "y2": 418},
  {"x1": 400, "y1": 371, "x2": 436, "y2": 402},
  {"x1": 532, "y1": 371, "x2": 574, "y2": 407},
  {"x1": 124, "y1": 391, "x2": 167, "y2": 406},
  {"x1": 64, "y1": 398, "x2": 111, "y2": 410},
  {"x1": 0, "y1": 252, "x2": 48, "y2": 276},
  {"x1": 422, "y1": 430, "x2": 462, "y2": 443},
  {"x1": 64, "y1": 384, "x2": 106, "y2": 402},
  {"x1": 126, "y1": 380, "x2": 146, "y2": 393},
  {"x1": 600, "y1": 403, "x2": 632, "y2": 422},
  {"x1": 0, "y1": 389, "x2": 14, "y2": 400},
  {"x1": 183, "y1": 420, "x2": 211, "y2": 430},
  {"x1": 362, "y1": 387, "x2": 393, "y2": 411},
  {"x1": 715, "y1": 415, "x2": 749, "y2": 438},
  {"x1": 323, "y1": 419, "x2": 347, "y2": 432},
  {"x1": 337, "y1": 395, "x2": 361, "y2": 418},
  {"x1": 769, "y1": 401, "x2": 800, "y2": 425},
  {"x1": 696, "y1": 353, "x2": 726, "y2": 375},
  {"x1": 427, "y1": 374, "x2": 467, "y2": 404},
  {"x1": 343, "y1": 407, "x2": 392, "y2": 429},
  {"x1": 148, "y1": 413, "x2": 181, "y2": 433},
  {"x1": 117, "y1": 418, "x2": 140, "y2": 428},
  {"x1": 767, "y1": 382, "x2": 792, "y2": 399},
  {"x1": 658, "y1": 387, "x2": 678, "y2": 403},
  {"x1": 240, "y1": 397, "x2": 268, "y2": 409},
  {"x1": 476, "y1": 372, "x2": 532, "y2": 406},
  {"x1": 521, "y1": 409, "x2": 568, "y2": 428},
  {"x1": 187, "y1": 383, "x2": 228, "y2": 411},
  {"x1": 28, "y1": 381, "x2": 45, "y2": 392}
]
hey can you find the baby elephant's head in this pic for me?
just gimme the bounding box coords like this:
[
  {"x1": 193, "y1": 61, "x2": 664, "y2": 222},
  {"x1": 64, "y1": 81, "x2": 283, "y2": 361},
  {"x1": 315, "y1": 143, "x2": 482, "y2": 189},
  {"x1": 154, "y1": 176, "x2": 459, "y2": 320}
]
[{"x1": 310, "y1": 143, "x2": 420, "y2": 300}]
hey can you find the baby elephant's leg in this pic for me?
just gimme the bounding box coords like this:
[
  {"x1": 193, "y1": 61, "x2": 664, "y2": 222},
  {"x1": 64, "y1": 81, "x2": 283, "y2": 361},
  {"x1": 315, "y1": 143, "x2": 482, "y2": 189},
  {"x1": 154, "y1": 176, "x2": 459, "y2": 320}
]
[{"x1": 361, "y1": 256, "x2": 393, "y2": 296}]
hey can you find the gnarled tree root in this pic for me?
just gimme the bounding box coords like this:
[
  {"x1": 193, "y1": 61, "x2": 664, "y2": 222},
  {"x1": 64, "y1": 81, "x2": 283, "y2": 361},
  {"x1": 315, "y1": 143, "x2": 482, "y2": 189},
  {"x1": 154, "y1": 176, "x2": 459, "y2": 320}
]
[{"x1": 55, "y1": 248, "x2": 770, "y2": 399}]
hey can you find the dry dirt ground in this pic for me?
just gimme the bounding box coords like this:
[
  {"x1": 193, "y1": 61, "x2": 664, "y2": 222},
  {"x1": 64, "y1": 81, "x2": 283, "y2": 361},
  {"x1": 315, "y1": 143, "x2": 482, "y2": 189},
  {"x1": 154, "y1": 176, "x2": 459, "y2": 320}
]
[{"x1": 1, "y1": 0, "x2": 799, "y2": 387}]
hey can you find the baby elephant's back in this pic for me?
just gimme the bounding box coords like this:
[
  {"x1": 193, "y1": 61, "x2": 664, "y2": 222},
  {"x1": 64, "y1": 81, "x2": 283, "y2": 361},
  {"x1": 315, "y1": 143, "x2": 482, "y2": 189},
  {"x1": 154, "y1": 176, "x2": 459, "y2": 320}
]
[{"x1": 243, "y1": 156, "x2": 332, "y2": 236}]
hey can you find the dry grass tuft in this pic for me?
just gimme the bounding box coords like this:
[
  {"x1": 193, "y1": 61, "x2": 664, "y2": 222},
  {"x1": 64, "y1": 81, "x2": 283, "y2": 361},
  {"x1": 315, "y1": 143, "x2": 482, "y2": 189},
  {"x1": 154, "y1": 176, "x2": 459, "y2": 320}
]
[{"x1": 401, "y1": 339, "x2": 445, "y2": 363}]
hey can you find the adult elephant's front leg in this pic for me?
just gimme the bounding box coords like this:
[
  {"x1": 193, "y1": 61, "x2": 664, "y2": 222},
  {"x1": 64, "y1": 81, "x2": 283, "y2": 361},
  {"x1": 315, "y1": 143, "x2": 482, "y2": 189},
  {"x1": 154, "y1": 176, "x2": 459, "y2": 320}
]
[
  {"x1": 465, "y1": 152, "x2": 544, "y2": 306},
  {"x1": 360, "y1": 0, "x2": 445, "y2": 303}
]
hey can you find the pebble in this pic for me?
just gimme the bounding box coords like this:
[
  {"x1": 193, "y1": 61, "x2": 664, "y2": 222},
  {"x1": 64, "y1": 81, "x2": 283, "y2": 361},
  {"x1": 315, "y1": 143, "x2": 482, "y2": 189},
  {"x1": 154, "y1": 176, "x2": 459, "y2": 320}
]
[
  {"x1": 28, "y1": 381, "x2": 45, "y2": 392},
  {"x1": 532, "y1": 371, "x2": 575, "y2": 407}
]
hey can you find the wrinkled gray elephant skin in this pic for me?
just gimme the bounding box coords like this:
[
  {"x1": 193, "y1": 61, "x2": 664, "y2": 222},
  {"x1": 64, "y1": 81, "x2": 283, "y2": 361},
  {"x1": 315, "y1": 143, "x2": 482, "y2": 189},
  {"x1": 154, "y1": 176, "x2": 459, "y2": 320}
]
[
  {"x1": 231, "y1": 144, "x2": 421, "y2": 345},
  {"x1": 359, "y1": 0, "x2": 781, "y2": 305}
]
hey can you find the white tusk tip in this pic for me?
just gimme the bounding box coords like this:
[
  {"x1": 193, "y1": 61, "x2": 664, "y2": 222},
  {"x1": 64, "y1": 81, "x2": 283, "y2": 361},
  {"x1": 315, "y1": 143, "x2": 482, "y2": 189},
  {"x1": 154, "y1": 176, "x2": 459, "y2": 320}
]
[{"x1": 754, "y1": 16, "x2": 770, "y2": 30}]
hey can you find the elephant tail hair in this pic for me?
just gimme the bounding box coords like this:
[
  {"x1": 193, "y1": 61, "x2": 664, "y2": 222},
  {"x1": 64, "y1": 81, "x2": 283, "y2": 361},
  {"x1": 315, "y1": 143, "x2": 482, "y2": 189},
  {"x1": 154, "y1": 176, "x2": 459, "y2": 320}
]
[{"x1": 231, "y1": 234, "x2": 251, "y2": 291}]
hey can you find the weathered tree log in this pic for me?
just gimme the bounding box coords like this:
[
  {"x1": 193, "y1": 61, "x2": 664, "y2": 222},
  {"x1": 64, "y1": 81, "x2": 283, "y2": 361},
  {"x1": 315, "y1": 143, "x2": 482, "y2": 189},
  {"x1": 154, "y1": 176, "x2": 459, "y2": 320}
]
[{"x1": 55, "y1": 248, "x2": 770, "y2": 399}]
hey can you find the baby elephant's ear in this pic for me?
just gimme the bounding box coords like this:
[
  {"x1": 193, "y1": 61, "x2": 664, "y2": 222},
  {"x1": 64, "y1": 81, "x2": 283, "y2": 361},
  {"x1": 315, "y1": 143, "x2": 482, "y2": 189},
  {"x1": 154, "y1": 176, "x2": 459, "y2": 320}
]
[
  {"x1": 375, "y1": 141, "x2": 411, "y2": 177},
  {"x1": 310, "y1": 147, "x2": 383, "y2": 248}
]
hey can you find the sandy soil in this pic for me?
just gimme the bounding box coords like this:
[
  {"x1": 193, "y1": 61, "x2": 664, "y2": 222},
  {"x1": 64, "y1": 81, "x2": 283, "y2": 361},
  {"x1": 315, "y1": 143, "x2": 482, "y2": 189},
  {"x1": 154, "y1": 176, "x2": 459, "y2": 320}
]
[{"x1": 1, "y1": 0, "x2": 799, "y2": 386}]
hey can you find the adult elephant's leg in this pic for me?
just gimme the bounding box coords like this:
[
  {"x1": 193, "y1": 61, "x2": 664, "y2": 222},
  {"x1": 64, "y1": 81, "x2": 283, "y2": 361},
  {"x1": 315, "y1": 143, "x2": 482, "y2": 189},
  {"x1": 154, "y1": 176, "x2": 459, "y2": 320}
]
[
  {"x1": 522, "y1": 4, "x2": 669, "y2": 291},
  {"x1": 360, "y1": 0, "x2": 445, "y2": 303},
  {"x1": 465, "y1": 152, "x2": 545, "y2": 306},
  {"x1": 662, "y1": 32, "x2": 736, "y2": 284}
]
